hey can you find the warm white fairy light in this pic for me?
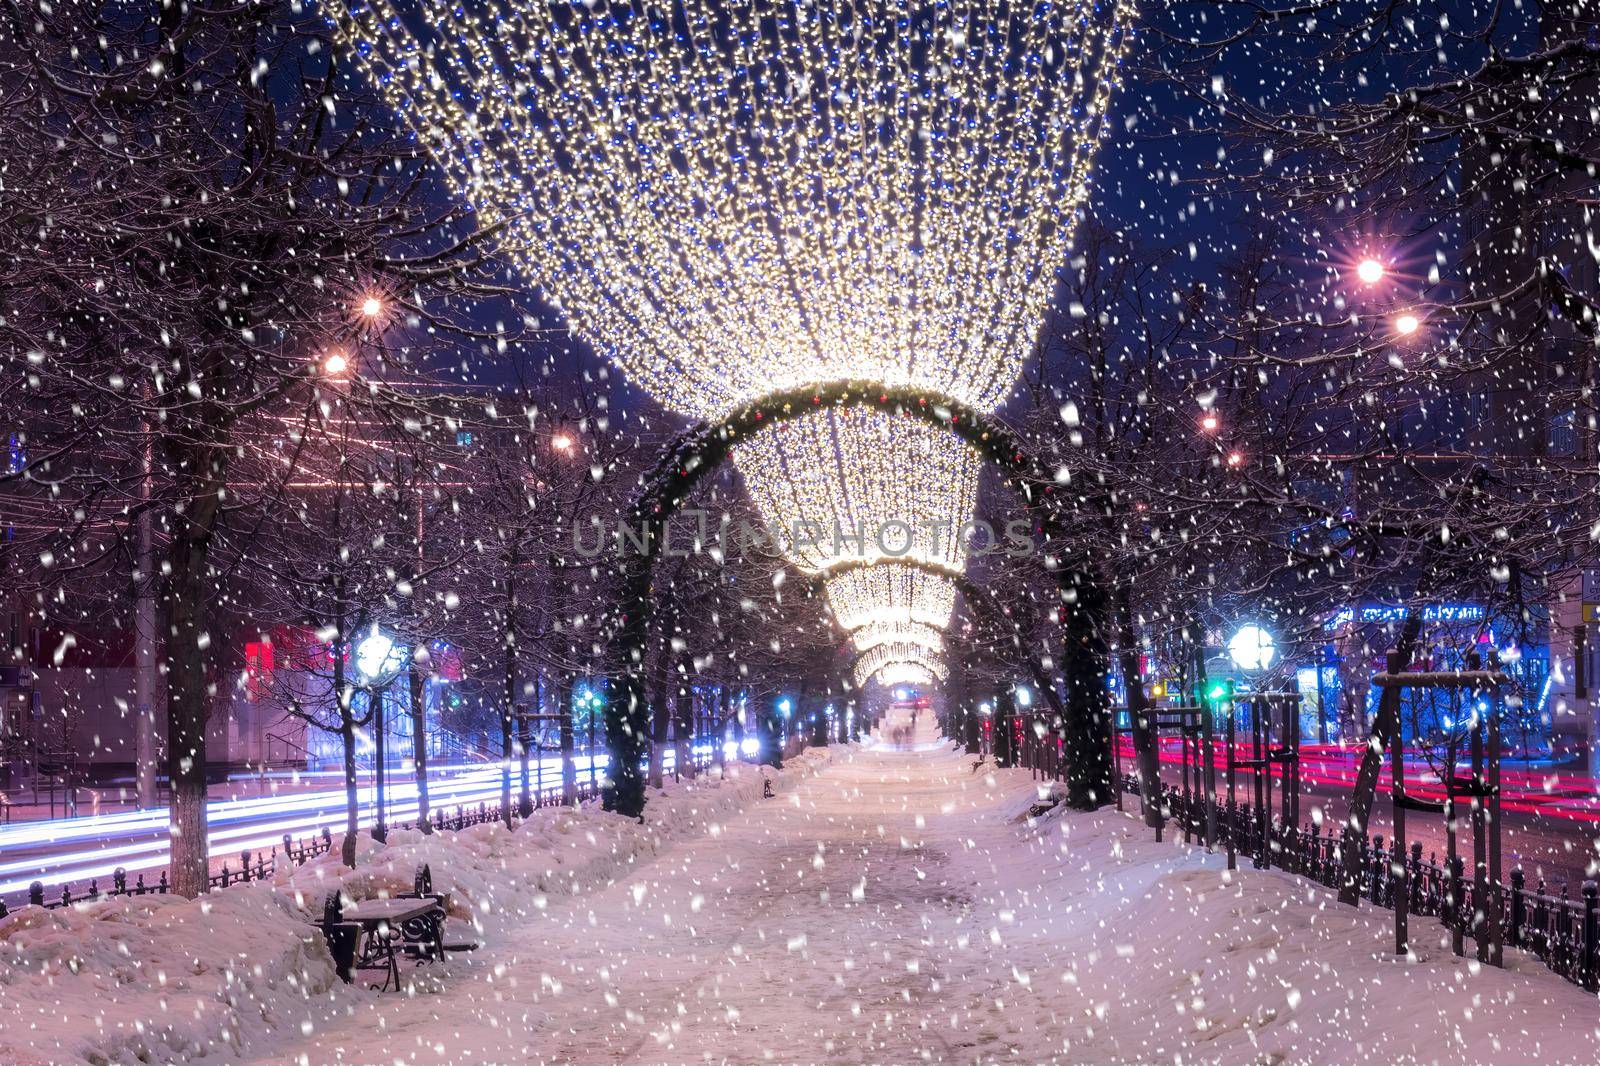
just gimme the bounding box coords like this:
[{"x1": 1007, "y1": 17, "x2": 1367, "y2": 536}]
[
  {"x1": 825, "y1": 565, "x2": 958, "y2": 633},
  {"x1": 851, "y1": 618, "x2": 947, "y2": 656},
  {"x1": 873, "y1": 661, "x2": 939, "y2": 689},
  {"x1": 330, "y1": 0, "x2": 1131, "y2": 651},
  {"x1": 328, "y1": 0, "x2": 1133, "y2": 421},
  {"x1": 854, "y1": 641, "x2": 948, "y2": 689},
  {"x1": 735, "y1": 409, "x2": 980, "y2": 575}
]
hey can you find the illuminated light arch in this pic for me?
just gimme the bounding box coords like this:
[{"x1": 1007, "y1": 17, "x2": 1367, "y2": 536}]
[
  {"x1": 601, "y1": 381, "x2": 1113, "y2": 818},
  {"x1": 325, "y1": 2, "x2": 1134, "y2": 816},
  {"x1": 851, "y1": 619, "x2": 947, "y2": 656},
  {"x1": 329, "y1": 0, "x2": 1133, "y2": 601},
  {"x1": 867, "y1": 661, "x2": 939, "y2": 690},
  {"x1": 853, "y1": 642, "x2": 948, "y2": 689}
]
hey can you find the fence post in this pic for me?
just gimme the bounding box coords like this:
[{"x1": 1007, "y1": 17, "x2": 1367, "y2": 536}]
[
  {"x1": 1508, "y1": 868, "x2": 1526, "y2": 948},
  {"x1": 29, "y1": 882, "x2": 43, "y2": 907},
  {"x1": 1582, "y1": 881, "x2": 1599, "y2": 993},
  {"x1": 1449, "y1": 855, "x2": 1466, "y2": 957},
  {"x1": 1370, "y1": 836, "x2": 1385, "y2": 905}
]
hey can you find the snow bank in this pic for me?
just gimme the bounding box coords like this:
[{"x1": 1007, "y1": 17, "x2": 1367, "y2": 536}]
[
  {"x1": 0, "y1": 752, "x2": 830, "y2": 1065},
  {"x1": 970, "y1": 766, "x2": 1600, "y2": 1064}
]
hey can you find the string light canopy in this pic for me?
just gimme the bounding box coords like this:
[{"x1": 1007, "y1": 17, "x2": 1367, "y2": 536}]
[
  {"x1": 735, "y1": 409, "x2": 981, "y2": 575},
  {"x1": 329, "y1": 0, "x2": 1133, "y2": 421},
  {"x1": 331, "y1": 0, "x2": 1131, "y2": 667},
  {"x1": 825, "y1": 565, "x2": 958, "y2": 633}
]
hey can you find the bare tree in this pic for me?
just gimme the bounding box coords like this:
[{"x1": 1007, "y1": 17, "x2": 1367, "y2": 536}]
[{"x1": 0, "y1": 1, "x2": 498, "y2": 893}]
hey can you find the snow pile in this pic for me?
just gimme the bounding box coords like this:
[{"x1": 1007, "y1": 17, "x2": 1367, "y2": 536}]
[
  {"x1": 283, "y1": 753, "x2": 831, "y2": 938},
  {"x1": 0, "y1": 885, "x2": 335, "y2": 1066},
  {"x1": 957, "y1": 766, "x2": 1600, "y2": 1063},
  {"x1": 0, "y1": 752, "x2": 829, "y2": 1065}
]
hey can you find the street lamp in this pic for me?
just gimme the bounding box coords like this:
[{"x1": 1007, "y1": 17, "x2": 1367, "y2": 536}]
[
  {"x1": 1226, "y1": 623, "x2": 1277, "y2": 673},
  {"x1": 359, "y1": 295, "x2": 385, "y2": 319},
  {"x1": 323, "y1": 351, "x2": 349, "y2": 376},
  {"x1": 1393, "y1": 312, "x2": 1420, "y2": 337},
  {"x1": 1356, "y1": 258, "x2": 1386, "y2": 285},
  {"x1": 355, "y1": 628, "x2": 404, "y2": 842}
]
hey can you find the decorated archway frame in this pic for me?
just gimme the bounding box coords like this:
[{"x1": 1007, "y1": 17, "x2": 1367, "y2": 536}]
[{"x1": 601, "y1": 380, "x2": 1113, "y2": 818}]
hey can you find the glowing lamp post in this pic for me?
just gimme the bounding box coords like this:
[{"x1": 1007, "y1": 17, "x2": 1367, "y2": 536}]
[{"x1": 355, "y1": 629, "x2": 404, "y2": 842}]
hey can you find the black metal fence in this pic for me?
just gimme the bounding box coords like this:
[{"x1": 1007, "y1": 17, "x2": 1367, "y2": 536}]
[{"x1": 1119, "y1": 772, "x2": 1600, "y2": 993}]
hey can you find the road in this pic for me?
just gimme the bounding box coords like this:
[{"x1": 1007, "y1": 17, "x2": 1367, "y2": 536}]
[{"x1": 0, "y1": 757, "x2": 602, "y2": 907}]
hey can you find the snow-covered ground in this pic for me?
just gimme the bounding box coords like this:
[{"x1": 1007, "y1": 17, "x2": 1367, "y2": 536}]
[
  {"x1": 0, "y1": 752, "x2": 830, "y2": 1066},
  {"x1": 5, "y1": 739, "x2": 1596, "y2": 1064}
]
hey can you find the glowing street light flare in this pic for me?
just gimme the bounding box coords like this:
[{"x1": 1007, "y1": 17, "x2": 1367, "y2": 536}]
[
  {"x1": 355, "y1": 629, "x2": 402, "y2": 682},
  {"x1": 1227, "y1": 623, "x2": 1277, "y2": 672},
  {"x1": 1394, "y1": 313, "x2": 1421, "y2": 336},
  {"x1": 359, "y1": 295, "x2": 385, "y2": 318},
  {"x1": 322, "y1": 351, "x2": 349, "y2": 376},
  {"x1": 1356, "y1": 258, "x2": 1386, "y2": 284},
  {"x1": 1200, "y1": 412, "x2": 1220, "y2": 433}
]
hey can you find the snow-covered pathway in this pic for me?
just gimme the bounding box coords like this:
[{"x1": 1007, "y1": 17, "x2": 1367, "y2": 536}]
[{"x1": 247, "y1": 743, "x2": 1596, "y2": 1065}]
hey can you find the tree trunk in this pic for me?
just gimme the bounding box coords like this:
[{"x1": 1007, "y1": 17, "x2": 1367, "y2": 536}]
[
  {"x1": 993, "y1": 688, "x2": 1016, "y2": 767},
  {"x1": 712, "y1": 686, "x2": 727, "y2": 769},
  {"x1": 673, "y1": 666, "x2": 694, "y2": 780},
  {"x1": 559, "y1": 671, "x2": 577, "y2": 803},
  {"x1": 1115, "y1": 587, "x2": 1159, "y2": 828},
  {"x1": 648, "y1": 645, "x2": 671, "y2": 788},
  {"x1": 163, "y1": 534, "x2": 212, "y2": 896},
  {"x1": 334, "y1": 612, "x2": 360, "y2": 868},
  {"x1": 410, "y1": 658, "x2": 431, "y2": 834},
  {"x1": 1336, "y1": 611, "x2": 1425, "y2": 904},
  {"x1": 1061, "y1": 570, "x2": 1114, "y2": 808},
  {"x1": 501, "y1": 645, "x2": 516, "y2": 830},
  {"x1": 501, "y1": 551, "x2": 519, "y2": 829}
]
